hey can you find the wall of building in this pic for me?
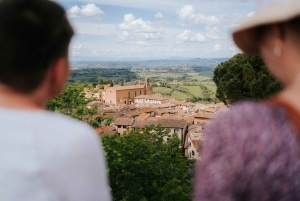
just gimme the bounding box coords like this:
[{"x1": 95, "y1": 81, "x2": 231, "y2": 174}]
[
  {"x1": 106, "y1": 87, "x2": 148, "y2": 105},
  {"x1": 104, "y1": 78, "x2": 153, "y2": 105},
  {"x1": 134, "y1": 99, "x2": 162, "y2": 104},
  {"x1": 187, "y1": 138, "x2": 201, "y2": 160},
  {"x1": 115, "y1": 125, "x2": 131, "y2": 135}
]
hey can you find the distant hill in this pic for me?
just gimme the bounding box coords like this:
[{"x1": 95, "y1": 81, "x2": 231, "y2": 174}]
[{"x1": 70, "y1": 58, "x2": 229, "y2": 70}]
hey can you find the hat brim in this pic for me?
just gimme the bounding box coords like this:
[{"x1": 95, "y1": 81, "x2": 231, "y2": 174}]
[{"x1": 232, "y1": 0, "x2": 300, "y2": 55}]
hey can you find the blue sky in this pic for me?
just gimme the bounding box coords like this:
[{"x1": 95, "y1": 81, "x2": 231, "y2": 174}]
[{"x1": 56, "y1": 0, "x2": 258, "y2": 61}]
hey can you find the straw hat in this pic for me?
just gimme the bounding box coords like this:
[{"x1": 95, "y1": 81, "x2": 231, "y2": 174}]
[{"x1": 232, "y1": 0, "x2": 300, "y2": 55}]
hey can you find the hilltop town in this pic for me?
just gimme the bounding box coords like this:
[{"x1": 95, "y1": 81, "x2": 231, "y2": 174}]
[{"x1": 83, "y1": 78, "x2": 228, "y2": 160}]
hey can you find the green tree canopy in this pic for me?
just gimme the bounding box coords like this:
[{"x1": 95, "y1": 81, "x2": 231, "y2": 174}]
[
  {"x1": 213, "y1": 53, "x2": 283, "y2": 104},
  {"x1": 46, "y1": 82, "x2": 98, "y2": 127},
  {"x1": 101, "y1": 125, "x2": 195, "y2": 201}
]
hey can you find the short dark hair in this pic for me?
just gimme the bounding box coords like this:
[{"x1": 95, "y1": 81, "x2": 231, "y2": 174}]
[{"x1": 0, "y1": 0, "x2": 74, "y2": 93}]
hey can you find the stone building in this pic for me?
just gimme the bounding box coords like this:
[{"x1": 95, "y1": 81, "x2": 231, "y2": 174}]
[{"x1": 104, "y1": 78, "x2": 152, "y2": 105}]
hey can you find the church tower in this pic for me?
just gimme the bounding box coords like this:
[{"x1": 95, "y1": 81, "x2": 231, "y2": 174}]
[{"x1": 145, "y1": 78, "x2": 152, "y2": 95}]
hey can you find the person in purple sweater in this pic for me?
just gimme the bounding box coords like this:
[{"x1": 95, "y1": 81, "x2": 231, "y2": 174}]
[{"x1": 194, "y1": 0, "x2": 300, "y2": 200}]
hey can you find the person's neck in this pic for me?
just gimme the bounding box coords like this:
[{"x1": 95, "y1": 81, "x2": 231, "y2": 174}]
[{"x1": 0, "y1": 86, "x2": 47, "y2": 110}]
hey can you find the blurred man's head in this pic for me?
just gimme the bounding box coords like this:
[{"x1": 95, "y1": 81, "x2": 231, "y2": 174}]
[{"x1": 0, "y1": 0, "x2": 74, "y2": 95}]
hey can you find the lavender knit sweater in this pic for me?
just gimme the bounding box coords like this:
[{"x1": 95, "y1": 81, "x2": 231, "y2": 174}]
[{"x1": 194, "y1": 101, "x2": 300, "y2": 201}]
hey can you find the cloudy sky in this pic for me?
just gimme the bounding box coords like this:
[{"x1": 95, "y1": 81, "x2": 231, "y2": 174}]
[{"x1": 56, "y1": 0, "x2": 258, "y2": 61}]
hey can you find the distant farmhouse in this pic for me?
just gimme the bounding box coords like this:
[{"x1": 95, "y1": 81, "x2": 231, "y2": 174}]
[{"x1": 101, "y1": 78, "x2": 152, "y2": 105}]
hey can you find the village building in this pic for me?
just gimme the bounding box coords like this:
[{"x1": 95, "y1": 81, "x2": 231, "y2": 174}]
[
  {"x1": 157, "y1": 118, "x2": 188, "y2": 144},
  {"x1": 182, "y1": 102, "x2": 196, "y2": 111},
  {"x1": 95, "y1": 126, "x2": 117, "y2": 135},
  {"x1": 184, "y1": 124, "x2": 205, "y2": 160},
  {"x1": 113, "y1": 116, "x2": 134, "y2": 135},
  {"x1": 104, "y1": 78, "x2": 152, "y2": 105},
  {"x1": 193, "y1": 113, "x2": 214, "y2": 125},
  {"x1": 134, "y1": 94, "x2": 167, "y2": 105},
  {"x1": 84, "y1": 88, "x2": 100, "y2": 100}
]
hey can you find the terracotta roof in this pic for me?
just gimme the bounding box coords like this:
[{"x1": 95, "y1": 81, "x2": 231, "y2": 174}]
[
  {"x1": 161, "y1": 114, "x2": 182, "y2": 120},
  {"x1": 182, "y1": 102, "x2": 195, "y2": 106},
  {"x1": 95, "y1": 126, "x2": 116, "y2": 135},
  {"x1": 103, "y1": 108, "x2": 117, "y2": 113},
  {"x1": 153, "y1": 109, "x2": 162, "y2": 116},
  {"x1": 168, "y1": 100, "x2": 184, "y2": 105},
  {"x1": 203, "y1": 107, "x2": 217, "y2": 113},
  {"x1": 184, "y1": 116, "x2": 194, "y2": 125},
  {"x1": 138, "y1": 107, "x2": 154, "y2": 113},
  {"x1": 114, "y1": 117, "x2": 134, "y2": 126},
  {"x1": 157, "y1": 119, "x2": 186, "y2": 128},
  {"x1": 126, "y1": 110, "x2": 140, "y2": 117},
  {"x1": 109, "y1": 85, "x2": 145, "y2": 90},
  {"x1": 135, "y1": 113, "x2": 151, "y2": 120},
  {"x1": 105, "y1": 112, "x2": 120, "y2": 118},
  {"x1": 132, "y1": 117, "x2": 159, "y2": 128},
  {"x1": 132, "y1": 120, "x2": 146, "y2": 128},
  {"x1": 193, "y1": 113, "x2": 214, "y2": 119},
  {"x1": 189, "y1": 107, "x2": 199, "y2": 113},
  {"x1": 147, "y1": 117, "x2": 159, "y2": 125},
  {"x1": 178, "y1": 109, "x2": 187, "y2": 116}
]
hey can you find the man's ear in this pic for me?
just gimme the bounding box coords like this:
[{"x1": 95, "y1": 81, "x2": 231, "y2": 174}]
[{"x1": 48, "y1": 57, "x2": 69, "y2": 98}]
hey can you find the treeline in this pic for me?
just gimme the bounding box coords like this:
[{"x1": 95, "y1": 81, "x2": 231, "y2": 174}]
[
  {"x1": 68, "y1": 68, "x2": 138, "y2": 84},
  {"x1": 213, "y1": 54, "x2": 282, "y2": 104}
]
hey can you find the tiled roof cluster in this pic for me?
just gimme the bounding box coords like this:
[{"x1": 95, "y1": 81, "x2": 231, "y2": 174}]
[
  {"x1": 95, "y1": 126, "x2": 117, "y2": 135},
  {"x1": 157, "y1": 119, "x2": 186, "y2": 128},
  {"x1": 114, "y1": 117, "x2": 134, "y2": 126}
]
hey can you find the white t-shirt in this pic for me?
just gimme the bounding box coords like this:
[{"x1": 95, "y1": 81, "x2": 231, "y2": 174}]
[{"x1": 0, "y1": 108, "x2": 111, "y2": 201}]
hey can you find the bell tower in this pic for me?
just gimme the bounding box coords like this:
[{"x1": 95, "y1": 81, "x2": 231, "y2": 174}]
[{"x1": 145, "y1": 78, "x2": 152, "y2": 95}]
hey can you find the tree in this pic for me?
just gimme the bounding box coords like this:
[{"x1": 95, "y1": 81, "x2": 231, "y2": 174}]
[
  {"x1": 110, "y1": 80, "x2": 114, "y2": 87},
  {"x1": 46, "y1": 82, "x2": 97, "y2": 126},
  {"x1": 121, "y1": 80, "x2": 124, "y2": 86},
  {"x1": 213, "y1": 53, "x2": 283, "y2": 104},
  {"x1": 104, "y1": 116, "x2": 114, "y2": 126},
  {"x1": 99, "y1": 79, "x2": 104, "y2": 85},
  {"x1": 101, "y1": 125, "x2": 195, "y2": 201}
]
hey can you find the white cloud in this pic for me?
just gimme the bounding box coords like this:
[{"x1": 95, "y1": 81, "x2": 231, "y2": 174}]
[
  {"x1": 67, "y1": 4, "x2": 104, "y2": 19},
  {"x1": 155, "y1": 12, "x2": 165, "y2": 19},
  {"x1": 176, "y1": 29, "x2": 206, "y2": 43},
  {"x1": 214, "y1": 43, "x2": 222, "y2": 51},
  {"x1": 119, "y1": 14, "x2": 161, "y2": 33},
  {"x1": 177, "y1": 5, "x2": 220, "y2": 26},
  {"x1": 205, "y1": 26, "x2": 223, "y2": 40},
  {"x1": 136, "y1": 41, "x2": 149, "y2": 46},
  {"x1": 117, "y1": 13, "x2": 164, "y2": 44}
]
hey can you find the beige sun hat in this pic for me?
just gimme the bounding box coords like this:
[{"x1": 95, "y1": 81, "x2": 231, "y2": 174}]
[{"x1": 232, "y1": 0, "x2": 300, "y2": 55}]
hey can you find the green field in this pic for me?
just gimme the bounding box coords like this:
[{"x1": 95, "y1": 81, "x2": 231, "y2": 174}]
[
  {"x1": 170, "y1": 91, "x2": 192, "y2": 100},
  {"x1": 181, "y1": 86, "x2": 203, "y2": 97},
  {"x1": 153, "y1": 87, "x2": 173, "y2": 94},
  {"x1": 201, "y1": 82, "x2": 217, "y2": 92}
]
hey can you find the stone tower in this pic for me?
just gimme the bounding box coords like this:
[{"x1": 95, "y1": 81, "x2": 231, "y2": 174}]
[{"x1": 145, "y1": 78, "x2": 152, "y2": 95}]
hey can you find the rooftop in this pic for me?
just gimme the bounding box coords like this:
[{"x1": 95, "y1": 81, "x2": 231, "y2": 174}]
[
  {"x1": 108, "y1": 85, "x2": 145, "y2": 90},
  {"x1": 114, "y1": 117, "x2": 134, "y2": 126},
  {"x1": 157, "y1": 119, "x2": 186, "y2": 128}
]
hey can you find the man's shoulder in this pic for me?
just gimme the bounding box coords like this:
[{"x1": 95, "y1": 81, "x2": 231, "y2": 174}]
[
  {"x1": 44, "y1": 111, "x2": 91, "y2": 128},
  {"x1": 30, "y1": 111, "x2": 96, "y2": 140}
]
